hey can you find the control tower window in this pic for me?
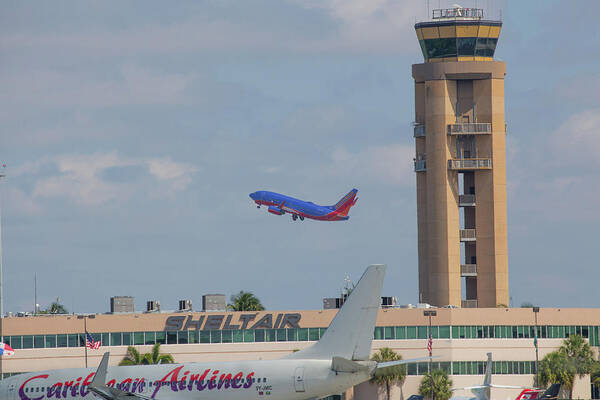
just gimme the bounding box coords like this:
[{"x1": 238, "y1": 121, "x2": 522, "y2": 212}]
[
  {"x1": 475, "y1": 38, "x2": 498, "y2": 57},
  {"x1": 457, "y1": 38, "x2": 477, "y2": 56},
  {"x1": 423, "y1": 38, "x2": 457, "y2": 59}
]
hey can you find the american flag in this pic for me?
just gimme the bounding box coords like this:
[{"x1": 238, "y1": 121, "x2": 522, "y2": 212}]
[
  {"x1": 427, "y1": 334, "x2": 433, "y2": 356},
  {"x1": 86, "y1": 332, "x2": 101, "y2": 349}
]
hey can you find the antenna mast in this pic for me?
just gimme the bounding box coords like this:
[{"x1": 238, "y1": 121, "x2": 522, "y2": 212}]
[{"x1": 0, "y1": 165, "x2": 5, "y2": 318}]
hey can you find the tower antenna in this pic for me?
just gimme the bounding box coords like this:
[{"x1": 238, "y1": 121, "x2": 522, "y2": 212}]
[
  {"x1": 0, "y1": 164, "x2": 5, "y2": 380},
  {"x1": 0, "y1": 164, "x2": 6, "y2": 318}
]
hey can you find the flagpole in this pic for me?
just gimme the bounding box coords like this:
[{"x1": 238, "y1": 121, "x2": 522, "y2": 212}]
[
  {"x1": 424, "y1": 310, "x2": 437, "y2": 400},
  {"x1": 84, "y1": 317, "x2": 88, "y2": 368},
  {"x1": 0, "y1": 167, "x2": 6, "y2": 380},
  {"x1": 0, "y1": 166, "x2": 5, "y2": 318},
  {"x1": 533, "y1": 307, "x2": 540, "y2": 388}
]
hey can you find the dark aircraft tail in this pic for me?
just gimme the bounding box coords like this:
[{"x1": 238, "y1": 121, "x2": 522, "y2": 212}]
[{"x1": 539, "y1": 384, "x2": 560, "y2": 400}]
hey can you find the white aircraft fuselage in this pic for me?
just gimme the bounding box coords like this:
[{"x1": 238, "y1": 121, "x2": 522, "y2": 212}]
[{"x1": 4, "y1": 359, "x2": 371, "y2": 400}]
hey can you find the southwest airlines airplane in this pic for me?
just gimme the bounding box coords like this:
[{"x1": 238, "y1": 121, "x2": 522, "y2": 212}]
[
  {"x1": 0, "y1": 265, "x2": 425, "y2": 400},
  {"x1": 249, "y1": 189, "x2": 358, "y2": 221}
]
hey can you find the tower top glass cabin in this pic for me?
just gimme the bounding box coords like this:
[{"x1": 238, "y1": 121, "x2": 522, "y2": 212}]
[{"x1": 415, "y1": 7, "x2": 502, "y2": 63}]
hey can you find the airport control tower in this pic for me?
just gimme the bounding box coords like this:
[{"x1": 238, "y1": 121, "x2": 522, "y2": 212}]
[{"x1": 412, "y1": 7, "x2": 508, "y2": 308}]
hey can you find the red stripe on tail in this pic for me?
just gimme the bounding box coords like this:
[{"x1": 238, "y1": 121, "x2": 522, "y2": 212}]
[{"x1": 335, "y1": 193, "x2": 358, "y2": 217}]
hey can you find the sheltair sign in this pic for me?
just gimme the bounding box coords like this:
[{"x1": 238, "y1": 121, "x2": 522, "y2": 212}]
[{"x1": 164, "y1": 313, "x2": 302, "y2": 331}]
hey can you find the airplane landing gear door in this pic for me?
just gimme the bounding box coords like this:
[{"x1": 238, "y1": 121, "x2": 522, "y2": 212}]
[{"x1": 294, "y1": 367, "x2": 305, "y2": 392}]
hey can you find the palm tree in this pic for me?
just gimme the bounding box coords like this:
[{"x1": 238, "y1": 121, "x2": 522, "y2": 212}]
[
  {"x1": 227, "y1": 291, "x2": 265, "y2": 311},
  {"x1": 119, "y1": 343, "x2": 174, "y2": 366},
  {"x1": 370, "y1": 347, "x2": 406, "y2": 400},
  {"x1": 539, "y1": 335, "x2": 595, "y2": 399},
  {"x1": 559, "y1": 334, "x2": 595, "y2": 398},
  {"x1": 591, "y1": 361, "x2": 600, "y2": 396},
  {"x1": 559, "y1": 334, "x2": 595, "y2": 375},
  {"x1": 539, "y1": 351, "x2": 574, "y2": 395},
  {"x1": 418, "y1": 369, "x2": 453, "y2": 400},
  {"x1": 119, "y1": 346, "x2": 144, "y2": 366},
  {"x1": 143, "y1": 343, "x2": 175, "y2": 364},
  {"x1": 39, "y1": 298, "x2": 68, "y2": 314}
]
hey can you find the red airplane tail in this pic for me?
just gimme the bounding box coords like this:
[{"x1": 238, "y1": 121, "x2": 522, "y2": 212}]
[{"x1": 333, "y1": 189, "x2": 358, "y2": 217}]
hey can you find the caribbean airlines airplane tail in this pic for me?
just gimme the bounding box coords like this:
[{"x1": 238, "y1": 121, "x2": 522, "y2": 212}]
[
  {"x1": 1, "y1": 264, "x2": 427, "y2": 400},
  {"x1": 285, "y1": 262, "x2": 382, "y2": 362}
]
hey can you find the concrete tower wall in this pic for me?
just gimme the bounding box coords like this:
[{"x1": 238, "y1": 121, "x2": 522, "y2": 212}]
[{"x1": 413, "y1": 61, "x2": 508, "y2": 308}]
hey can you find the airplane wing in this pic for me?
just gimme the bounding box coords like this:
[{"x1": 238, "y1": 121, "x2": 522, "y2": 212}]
[
  {"x1": 90, "y1": 386, "x2": 151, "y2": 400},
  {"x1": 279, "y1": 201, "x2": 301, "y2": 216},
  {"x1": 452, "y1": 385, "x2": 533, "y2": 391},
  {"x1": 89, "y1": 352, "x2": 153, "y2": 400},
  {"x1": 452, "y1": 386, "x2": 487, "y2": 391},
  {"x1": 490, "y1": 384, "x2": 535, "y2": 389},
  {"x1": 372, "y1": 356, "x2": 439, "y2": 376},
  {"x1": 278, "y1": 200, "x2": 298, "y2": 215}
]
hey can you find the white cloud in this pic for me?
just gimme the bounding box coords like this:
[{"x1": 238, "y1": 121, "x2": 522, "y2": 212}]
[
  {"x1": 19, "y1": 152, "x2": 198, "y2": 207},
  {"x1": 509, "y1": 107, "x2": 600, "y2": 222},
  {"x1": 146, "y1": 158, "x2": 198, "y2": 191},
  {"x1": 0, "y1": 1, "x2": 424, "y2": 56},
  {"x1": 296, "y1": 0, "x2": 424, "y2": 52},
  {"x1": 551, "y1": 108, "x2": 600, "y2": 165},
  {"x1": 33, "y1": 153, "x2": 125, "y2": 205}
]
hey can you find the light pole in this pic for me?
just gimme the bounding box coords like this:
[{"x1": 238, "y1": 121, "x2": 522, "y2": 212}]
[
  {"x1": 0, "y1": 167, "x2": 6, "y2": 379},
  {"x1": 424, "y1": 310, "x2": 437, "y2": 400},
  {"x1": 533, "y1": 306, "x2": 540, "y2": 388},
  {"x1": 77, "y1": 314, "x2": 96, "y2": 368}
]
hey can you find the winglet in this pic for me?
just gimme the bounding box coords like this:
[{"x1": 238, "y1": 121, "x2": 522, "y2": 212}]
[{"x1": 90, "y1": 352, "x2": 110, "y2": 388}]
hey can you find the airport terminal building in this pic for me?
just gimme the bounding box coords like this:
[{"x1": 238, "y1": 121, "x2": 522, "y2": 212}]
[
  {"x1": 1, "y1": 7, "x2": 598, "y2": 400},
  {"x1": 1, "y1": 306, "x2": 599, "y2": 399}
]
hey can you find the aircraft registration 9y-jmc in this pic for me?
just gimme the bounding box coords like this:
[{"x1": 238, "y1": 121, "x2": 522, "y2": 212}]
[
  {"x1": 249, "y1": 189, "x2": 358, "y2": 221},
  {"x1": 0, "y1": 265, "x2": 430, "y2": 400}
]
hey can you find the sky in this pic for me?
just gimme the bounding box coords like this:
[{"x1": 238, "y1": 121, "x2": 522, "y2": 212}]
[{"x1": 1, "y1": 0, "x2": 600, "y2": 314}]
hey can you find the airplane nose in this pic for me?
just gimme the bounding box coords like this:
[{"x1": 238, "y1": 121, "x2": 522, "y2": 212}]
[{"x1": 249, "y1": 192, "x2": 257, "y2": 200}]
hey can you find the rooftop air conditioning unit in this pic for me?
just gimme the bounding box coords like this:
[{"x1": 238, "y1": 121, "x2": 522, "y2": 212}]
[
  {"x1": 178, "y1": 299, "x2": 192, "y2": 311},
  {"x1": 146, "y1": 300, "x2": 160, "y2": 312}
]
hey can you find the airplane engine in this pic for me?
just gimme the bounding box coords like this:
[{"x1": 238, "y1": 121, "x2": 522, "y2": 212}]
[{"x1": 268, "y1": 206, "x2": 284, "y2": 215}]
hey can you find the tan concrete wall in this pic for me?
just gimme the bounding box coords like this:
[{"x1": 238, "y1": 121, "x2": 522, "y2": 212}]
[
  {"x1": 472, "y1": 77, "x2": 509, "y2": 308},
  {"x1": 413, "y1": 61, "x2": 508, "y2": 308},
  {"x1": 415, "y1": 80, "x2": 429, "y2": 304},
  {"x1": 5, "y1": 307, "x2": 600, "y2": 336},
  {"x1": 0, "y1": 310, "x2": 339, "y2": 334},
  {"x1": 416, "y1": 168, "x2": 429, "y2": 303},
  {"x1": 419, "y1": 78, "x2": 461, "y2": 307},
  {"x1": 355, "y1": 380, "x2": 405, "y2": 400}
]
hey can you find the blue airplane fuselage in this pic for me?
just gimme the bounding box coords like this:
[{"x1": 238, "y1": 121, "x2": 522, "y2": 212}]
[{"x1": 249, "y1": 189, "x2": 357, "y2": 221}]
